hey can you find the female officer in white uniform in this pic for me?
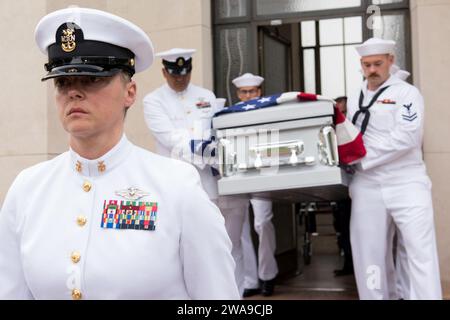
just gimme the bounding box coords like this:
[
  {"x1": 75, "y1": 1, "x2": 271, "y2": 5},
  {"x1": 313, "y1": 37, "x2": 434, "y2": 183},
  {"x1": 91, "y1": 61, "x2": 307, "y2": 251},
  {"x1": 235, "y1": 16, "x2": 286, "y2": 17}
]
[{"x1": 0, "y1": 7, "x2": 239, "y2": 300}]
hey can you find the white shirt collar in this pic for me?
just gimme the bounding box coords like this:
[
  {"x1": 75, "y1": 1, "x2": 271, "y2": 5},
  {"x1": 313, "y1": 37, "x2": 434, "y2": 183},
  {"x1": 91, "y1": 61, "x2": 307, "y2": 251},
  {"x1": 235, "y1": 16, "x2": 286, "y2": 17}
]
[{"x1": 69, "y1": 134, "x2": 132, "y2": 177}]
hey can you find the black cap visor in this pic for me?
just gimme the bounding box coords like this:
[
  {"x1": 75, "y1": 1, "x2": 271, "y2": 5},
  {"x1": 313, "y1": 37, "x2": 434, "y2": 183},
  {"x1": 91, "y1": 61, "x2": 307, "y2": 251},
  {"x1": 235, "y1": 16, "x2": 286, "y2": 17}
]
[
  {"x1": 42, "y1": 55, "x2": 135, "y2": 81},
  {"x1": 44, "y1": 25, "x2": 136, "y2": 81},
  {"x1": 163, "y1": 58, "x2": 192, "y2": 76},
  {"x1": 41, "y1": 64, "x2": 124, "y2": 81}
]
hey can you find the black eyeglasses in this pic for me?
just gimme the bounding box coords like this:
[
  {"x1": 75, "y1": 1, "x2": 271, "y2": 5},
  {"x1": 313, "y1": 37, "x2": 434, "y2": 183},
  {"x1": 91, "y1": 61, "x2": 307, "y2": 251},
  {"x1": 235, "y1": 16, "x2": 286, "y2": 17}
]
[{"x1": 238, "y1": 88, "x2": 258, "y2": 95}]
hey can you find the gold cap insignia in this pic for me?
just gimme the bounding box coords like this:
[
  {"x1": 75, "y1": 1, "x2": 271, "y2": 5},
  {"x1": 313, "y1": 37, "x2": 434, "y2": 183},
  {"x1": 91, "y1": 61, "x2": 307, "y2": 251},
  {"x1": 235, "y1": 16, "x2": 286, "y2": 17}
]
[
  {"x1": 61, "y1": 27, "x2": 76, "y2": 53},
  {"x1": 177, "y1": 57, "x2": 185, "y2": 67}
]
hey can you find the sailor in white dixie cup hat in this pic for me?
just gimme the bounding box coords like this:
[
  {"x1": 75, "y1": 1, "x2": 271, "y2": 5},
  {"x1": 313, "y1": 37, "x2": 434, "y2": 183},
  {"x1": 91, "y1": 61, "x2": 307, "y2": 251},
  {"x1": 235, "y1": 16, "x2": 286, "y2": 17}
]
[
  {"x1": 0, "y1": 7, "x2": 239, "y2": 300},
  {"x1": 232, "y1": 73, "x2": 264, "y2": 89},
  {"x1": 231, "y1": 73, "x2": 279, "y2": 297},
  {"x1": 347, "y1": 37, "x2": 442, "y2": 299}
]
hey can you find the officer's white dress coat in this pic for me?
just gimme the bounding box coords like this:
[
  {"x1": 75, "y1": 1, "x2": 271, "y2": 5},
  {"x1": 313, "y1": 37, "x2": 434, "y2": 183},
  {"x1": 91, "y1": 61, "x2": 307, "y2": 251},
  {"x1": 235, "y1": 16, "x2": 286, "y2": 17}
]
[
  {"x1": 0, "y1": 136, "x2": 240, "y2": 300},
  {"x1": 143, "y1": 83, "x2": 219, "y2": 200},
  {"x1": 347, "y1": 75, "x2": 442, "y2": 300}
]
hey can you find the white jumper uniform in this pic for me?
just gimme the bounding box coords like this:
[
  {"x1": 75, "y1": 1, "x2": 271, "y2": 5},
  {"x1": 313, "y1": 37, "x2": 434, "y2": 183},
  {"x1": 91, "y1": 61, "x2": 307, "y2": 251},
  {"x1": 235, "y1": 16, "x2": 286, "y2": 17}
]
[
  {"x1": 0, "y1": 136, "x2": 240, "y2": 300},
  {"x1": 347, "y1": 75, "x2": 442, "y2": 300}
]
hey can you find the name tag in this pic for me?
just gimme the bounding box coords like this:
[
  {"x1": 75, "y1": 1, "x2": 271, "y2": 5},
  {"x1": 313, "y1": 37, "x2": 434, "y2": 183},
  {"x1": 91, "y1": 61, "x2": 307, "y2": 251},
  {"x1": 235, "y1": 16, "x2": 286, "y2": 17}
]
[{"x1": 101, "y1": 200, "x2": 158, "y2": 231}]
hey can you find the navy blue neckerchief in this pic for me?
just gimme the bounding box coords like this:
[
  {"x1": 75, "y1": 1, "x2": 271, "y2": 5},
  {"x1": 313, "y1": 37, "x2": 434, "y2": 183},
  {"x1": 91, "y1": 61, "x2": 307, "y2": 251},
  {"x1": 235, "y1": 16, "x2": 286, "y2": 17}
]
[{"x1": 352, "y1": 85, "x2": 390, "y2": 135}]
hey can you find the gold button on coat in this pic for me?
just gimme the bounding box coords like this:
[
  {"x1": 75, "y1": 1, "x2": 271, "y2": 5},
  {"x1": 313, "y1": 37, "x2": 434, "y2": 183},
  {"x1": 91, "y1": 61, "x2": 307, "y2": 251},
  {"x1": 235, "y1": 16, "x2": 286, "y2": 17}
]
[
  {"x1": 72, "y1": 289, "x2": 82, "y2": 300},
  {"x1": 77, "y1": 216, "x2": 87, "y2": 227},
  {"x1": 82, "y1": 181, "x2": 92, "y2": 192},
  {"x1": 71, "y1": 251, "x2": 81, "y2": 264}
]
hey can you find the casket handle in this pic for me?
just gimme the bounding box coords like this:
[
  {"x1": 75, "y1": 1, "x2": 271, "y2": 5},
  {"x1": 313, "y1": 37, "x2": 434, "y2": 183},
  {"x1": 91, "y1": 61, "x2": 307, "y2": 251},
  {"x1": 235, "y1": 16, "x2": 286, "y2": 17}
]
[
  {"x1": 318, "y1": 126, "x2": 339, "y2": 166},
  {"x1": 250, "y1": 141, "x2": 304, "y2": 157},
  {"x1": 218, "y1": 138, "x2": 237, "y2": 177},
  {"x1": 250, "y1": 140, "x2": 305, "y2": 168}
]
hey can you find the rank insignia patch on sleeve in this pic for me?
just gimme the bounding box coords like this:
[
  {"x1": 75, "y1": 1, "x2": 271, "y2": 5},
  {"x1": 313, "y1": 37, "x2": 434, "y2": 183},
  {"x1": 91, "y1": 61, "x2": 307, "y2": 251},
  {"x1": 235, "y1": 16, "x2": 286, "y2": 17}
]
[
  {"x1": 101, "y1": 200, "x2": 158, "y2": 231},
  {"x1": 402, "y1": 103, "x2": 417, "y2": 122}
]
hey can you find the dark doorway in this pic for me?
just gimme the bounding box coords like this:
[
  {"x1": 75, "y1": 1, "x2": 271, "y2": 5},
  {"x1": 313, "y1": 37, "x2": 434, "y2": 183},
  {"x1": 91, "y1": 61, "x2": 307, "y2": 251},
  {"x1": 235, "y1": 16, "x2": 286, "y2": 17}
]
[{"x1": 258, "y1": 25, "x2": 292, "y2": 95}]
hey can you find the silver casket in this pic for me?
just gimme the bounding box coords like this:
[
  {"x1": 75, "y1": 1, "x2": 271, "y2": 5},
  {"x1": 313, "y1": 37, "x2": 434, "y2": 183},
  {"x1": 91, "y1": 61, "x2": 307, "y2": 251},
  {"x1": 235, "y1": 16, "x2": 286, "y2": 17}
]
[{"x1": 212, "y1": 100, "x2": 349, "y2": 202}]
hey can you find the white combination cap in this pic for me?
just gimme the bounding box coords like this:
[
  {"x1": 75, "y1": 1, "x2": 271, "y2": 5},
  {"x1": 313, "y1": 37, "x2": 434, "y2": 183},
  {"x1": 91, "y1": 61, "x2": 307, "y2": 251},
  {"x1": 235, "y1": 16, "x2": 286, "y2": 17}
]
[
  {"x1": 232, "y1": 73, "x2": 264, "y2": 88},
  {"x1": 355, "y1": 37, "x2": 396, "y2": 57},
  {"x1": 156, "y1": 48, "x2": 196, "y2": 62},
  {"x1": 156, "y1": 48, "x2": 196, "y2": 75},
  {"x1": 35, "y1": 7, "x2": 154, "y2": 80}
]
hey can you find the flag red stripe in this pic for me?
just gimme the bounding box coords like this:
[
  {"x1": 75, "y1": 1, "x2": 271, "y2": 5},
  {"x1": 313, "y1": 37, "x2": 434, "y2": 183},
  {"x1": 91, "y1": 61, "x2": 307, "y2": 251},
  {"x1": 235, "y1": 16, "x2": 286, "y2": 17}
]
[
  {"x1": 338, "y1": 133, "x2": 366, "y2": 164},
  {"x1": 334, "y1": 106, "x2": 346, "y2": 124},
  {"x1": 297, "y1": 92, "x2": 318, "y2": 101}
]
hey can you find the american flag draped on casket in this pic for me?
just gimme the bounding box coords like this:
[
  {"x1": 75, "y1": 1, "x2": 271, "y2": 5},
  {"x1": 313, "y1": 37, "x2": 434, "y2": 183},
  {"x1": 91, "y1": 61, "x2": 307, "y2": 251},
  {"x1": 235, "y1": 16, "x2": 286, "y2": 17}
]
[{"x1": 212, "y1": 92, "x2": 366, "y2": 202}]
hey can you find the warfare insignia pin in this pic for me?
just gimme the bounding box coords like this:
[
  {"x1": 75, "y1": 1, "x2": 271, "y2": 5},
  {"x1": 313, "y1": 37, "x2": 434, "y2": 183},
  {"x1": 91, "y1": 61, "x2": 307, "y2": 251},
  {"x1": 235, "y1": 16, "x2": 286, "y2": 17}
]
[{"x1": 115, "y1": 187, "x2": 150, "y2": 201}]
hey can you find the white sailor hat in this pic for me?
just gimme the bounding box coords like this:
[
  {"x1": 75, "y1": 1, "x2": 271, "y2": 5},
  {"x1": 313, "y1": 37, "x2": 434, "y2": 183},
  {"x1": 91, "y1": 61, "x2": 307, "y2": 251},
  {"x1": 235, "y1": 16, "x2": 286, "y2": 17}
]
[
  {"x1": 35, "y1": 7, "x2": 154, "y2": 81},
  {"x1": 355, "y1": 37, "x2": 395, "y2": 57},
  {"x1": 156, "y1": 48, "x2": 196, "y2": 75},
  {"x1": 232, "y1": 73, "x2": 264, "y2": 88}
]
